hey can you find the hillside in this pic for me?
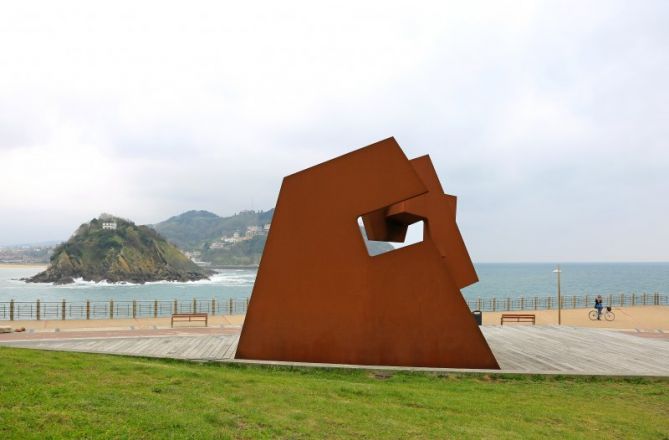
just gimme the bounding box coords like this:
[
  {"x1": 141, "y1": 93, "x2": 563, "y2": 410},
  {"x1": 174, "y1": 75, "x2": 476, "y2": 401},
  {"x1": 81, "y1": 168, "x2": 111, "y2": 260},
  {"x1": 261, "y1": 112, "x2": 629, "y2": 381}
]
[
  {"x1": 201, "y1": 235, "x2": 267, "y2": 266},
  {"x1": 153, "y1": 209, "x2": 274, "y2": 250},
  {"x1": 27, "y1": 215, "x2": 212, "y2": 284},
  {"x1": 153, "y1": 209, "x2": 395, "y2": 264}
]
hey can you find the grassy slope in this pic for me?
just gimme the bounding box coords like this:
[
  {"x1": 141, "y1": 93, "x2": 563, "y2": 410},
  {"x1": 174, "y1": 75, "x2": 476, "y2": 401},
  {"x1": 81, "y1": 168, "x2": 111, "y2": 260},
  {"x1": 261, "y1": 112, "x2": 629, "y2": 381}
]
[{"x1": 0, "y1": 348, "x2": 667, "y2": 439}]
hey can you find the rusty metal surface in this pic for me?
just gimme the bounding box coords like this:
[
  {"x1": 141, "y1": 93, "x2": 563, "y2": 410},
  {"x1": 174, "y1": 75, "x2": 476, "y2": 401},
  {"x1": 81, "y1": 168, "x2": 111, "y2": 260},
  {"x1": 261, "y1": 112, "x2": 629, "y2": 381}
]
[{"x1": 236, "y1": 137, "x2": 499, "y2": 369}]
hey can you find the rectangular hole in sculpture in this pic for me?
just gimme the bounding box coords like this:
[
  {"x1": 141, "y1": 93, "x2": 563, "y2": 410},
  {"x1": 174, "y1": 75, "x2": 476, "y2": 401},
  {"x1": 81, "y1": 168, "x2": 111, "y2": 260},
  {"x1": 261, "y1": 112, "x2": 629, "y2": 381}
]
[{"x1": 357, "y1": 217, "x2": 424, "y2": 256}]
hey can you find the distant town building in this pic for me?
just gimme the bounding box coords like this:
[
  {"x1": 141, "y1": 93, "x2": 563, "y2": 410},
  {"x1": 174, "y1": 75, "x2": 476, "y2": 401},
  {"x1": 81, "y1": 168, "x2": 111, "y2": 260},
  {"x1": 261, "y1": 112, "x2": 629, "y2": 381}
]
[
  {"x1": 212, "y1": 224, "x2": 271, "y2": 247},
  {"x1": 245, "y1": 225, "x2": 262, "y2": 239}
]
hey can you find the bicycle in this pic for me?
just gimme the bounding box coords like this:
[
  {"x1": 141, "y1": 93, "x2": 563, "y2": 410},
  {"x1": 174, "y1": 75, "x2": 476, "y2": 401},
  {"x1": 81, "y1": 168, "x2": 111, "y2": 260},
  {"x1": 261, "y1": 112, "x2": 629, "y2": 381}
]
[{"x1": 588, "y1": 306, "x2": 615, "y2": 321}]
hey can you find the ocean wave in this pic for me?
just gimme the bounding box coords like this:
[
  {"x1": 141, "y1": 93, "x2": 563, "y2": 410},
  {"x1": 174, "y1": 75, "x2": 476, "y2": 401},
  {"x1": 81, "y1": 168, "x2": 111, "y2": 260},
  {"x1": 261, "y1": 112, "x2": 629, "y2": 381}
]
[
  {"x1": 42, "y1": 271, "x2": 257, "y2": 288},
  {"x1": 54, "y1": 278, "x2": 135, "y2": 288}
]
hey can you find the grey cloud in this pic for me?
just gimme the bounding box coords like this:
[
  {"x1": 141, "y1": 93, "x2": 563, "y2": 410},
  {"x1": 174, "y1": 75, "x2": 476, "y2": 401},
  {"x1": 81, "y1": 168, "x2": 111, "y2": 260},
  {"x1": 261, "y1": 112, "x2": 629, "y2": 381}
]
[{"x1": 0, "y1": 0, "x2": 667, "y2": 261}]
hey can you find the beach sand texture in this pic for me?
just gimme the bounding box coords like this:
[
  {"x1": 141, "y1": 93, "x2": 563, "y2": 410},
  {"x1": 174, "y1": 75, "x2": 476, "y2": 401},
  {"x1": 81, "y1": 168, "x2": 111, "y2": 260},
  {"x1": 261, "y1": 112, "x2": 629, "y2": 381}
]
[
  {"x1": 483, "y1": 305, "x2": 668, "y2": 330},
  {"x1": 0, "y1": 263, "x2": 47, "y2": 269},
  {"x1": 4, "y1": 314, "x2": 245, "y2": 332},
  {"x1": 1, "y1": 306, "x2": 667, "y2": 332}
]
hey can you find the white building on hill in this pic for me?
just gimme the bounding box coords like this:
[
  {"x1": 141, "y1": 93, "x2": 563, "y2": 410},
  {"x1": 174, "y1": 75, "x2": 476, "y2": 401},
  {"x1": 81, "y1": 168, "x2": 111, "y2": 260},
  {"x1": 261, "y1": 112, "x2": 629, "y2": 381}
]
[{"x1": 102, "y1": 221, "x2": 117, "y2": 230}]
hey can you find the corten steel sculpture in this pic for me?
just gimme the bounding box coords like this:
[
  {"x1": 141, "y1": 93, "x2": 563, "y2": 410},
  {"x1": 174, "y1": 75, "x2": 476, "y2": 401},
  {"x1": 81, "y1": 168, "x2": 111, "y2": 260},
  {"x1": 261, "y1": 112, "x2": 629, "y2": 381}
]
[{"x1": 236, "y1": 137, "x2": 499, "y2": 369}]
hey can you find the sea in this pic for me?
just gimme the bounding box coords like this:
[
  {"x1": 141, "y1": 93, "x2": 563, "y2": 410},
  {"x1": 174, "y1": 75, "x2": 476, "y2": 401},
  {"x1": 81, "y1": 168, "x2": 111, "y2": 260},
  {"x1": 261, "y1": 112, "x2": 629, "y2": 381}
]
[{"x1": 0, "y1": 263, "x2": 667, "y2": 304}]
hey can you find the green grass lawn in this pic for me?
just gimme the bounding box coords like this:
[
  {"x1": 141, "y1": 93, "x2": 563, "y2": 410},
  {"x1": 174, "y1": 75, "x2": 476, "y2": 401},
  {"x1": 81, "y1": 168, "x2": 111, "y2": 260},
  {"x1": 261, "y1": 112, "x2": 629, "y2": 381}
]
[{"x1": 0, "y1": 347, "x2": 667, "y2": 439}]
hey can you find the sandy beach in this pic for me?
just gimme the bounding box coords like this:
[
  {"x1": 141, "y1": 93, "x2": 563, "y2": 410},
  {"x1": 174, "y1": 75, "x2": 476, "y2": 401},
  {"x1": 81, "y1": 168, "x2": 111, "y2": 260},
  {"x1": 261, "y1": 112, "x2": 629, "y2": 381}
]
[
  {"x1": 3, "y1": 314, "x2": 245, "y2": 332},
  {"x1": 0, "y1": 263, "x2": 47, "y2": 269},
  {"x1": 483, "y1": 305, "x2": 668, "y2": 330},
  {"x1": 1, "y1": 306, "x2": 667, "y2": 333}
]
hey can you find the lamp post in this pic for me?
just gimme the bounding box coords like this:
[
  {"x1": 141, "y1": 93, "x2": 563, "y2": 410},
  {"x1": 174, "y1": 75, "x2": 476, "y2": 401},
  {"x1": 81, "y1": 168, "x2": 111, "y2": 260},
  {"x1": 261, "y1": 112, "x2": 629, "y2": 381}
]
[{"x1": 553, "y1": 265, "x2": 562, "y2": 325}]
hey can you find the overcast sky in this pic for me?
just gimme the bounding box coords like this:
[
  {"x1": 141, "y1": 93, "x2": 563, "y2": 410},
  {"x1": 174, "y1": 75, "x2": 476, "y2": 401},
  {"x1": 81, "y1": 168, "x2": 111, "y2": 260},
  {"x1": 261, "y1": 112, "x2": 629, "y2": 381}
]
[{"x1": 1, "y1": 0, "x2": 667, "y2": 261}]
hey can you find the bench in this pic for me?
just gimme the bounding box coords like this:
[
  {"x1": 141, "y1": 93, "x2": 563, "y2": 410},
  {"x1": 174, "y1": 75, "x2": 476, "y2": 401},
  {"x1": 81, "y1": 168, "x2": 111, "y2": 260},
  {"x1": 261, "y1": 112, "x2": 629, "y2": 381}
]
[
  {"x1": 171, "y1": 313, "x2": 208, "y2": 328},
  {"x1": 500, "y1": 313, "x2": 535, "y2": 325}
]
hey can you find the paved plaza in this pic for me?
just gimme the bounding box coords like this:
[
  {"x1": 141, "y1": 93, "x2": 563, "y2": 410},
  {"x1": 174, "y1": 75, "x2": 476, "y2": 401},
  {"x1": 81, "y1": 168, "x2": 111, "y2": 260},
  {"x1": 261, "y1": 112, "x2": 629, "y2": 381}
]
[{"x1": 1, "y1": 324, "x2": 667, "y2": 376}]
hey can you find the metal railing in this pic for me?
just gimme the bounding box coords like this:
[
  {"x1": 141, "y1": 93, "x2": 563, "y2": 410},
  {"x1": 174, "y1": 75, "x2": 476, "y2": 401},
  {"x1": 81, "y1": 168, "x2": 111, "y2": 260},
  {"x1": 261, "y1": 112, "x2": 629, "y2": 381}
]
[
  {"x1": 465, "y1": 292, "x2": 667, "y2": 312},
  {"x1": 0, "y1": 298, "x2": 249, "y2": 321},
  {"x1": 0, "y1": 292, "x2": 666, "y2": 320}
]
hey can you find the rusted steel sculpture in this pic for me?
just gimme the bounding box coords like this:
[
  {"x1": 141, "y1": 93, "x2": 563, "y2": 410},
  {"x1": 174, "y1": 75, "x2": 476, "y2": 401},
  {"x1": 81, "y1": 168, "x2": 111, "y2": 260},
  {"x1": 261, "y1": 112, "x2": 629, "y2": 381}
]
[{"x1": 236, "y1": 137, "x2": 499, "y2": 369}]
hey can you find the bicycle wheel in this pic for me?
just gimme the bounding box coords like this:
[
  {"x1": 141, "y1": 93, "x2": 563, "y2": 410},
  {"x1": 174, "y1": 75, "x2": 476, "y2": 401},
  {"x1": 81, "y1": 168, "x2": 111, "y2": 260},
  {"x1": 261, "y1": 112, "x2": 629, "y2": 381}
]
[
  {"x1": 605, "y1": 311, "x2": 615, "y2": 321},
  {"x1": 588, "y1": 310, "x2": 598, "y2": 321}
]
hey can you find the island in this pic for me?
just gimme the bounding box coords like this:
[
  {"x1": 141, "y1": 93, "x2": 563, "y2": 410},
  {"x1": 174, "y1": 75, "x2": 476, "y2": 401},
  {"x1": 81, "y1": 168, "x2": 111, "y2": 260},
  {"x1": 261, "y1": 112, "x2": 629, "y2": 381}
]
[{"x1": 26, "y1": 215, "x2": 212, "y2": 284}]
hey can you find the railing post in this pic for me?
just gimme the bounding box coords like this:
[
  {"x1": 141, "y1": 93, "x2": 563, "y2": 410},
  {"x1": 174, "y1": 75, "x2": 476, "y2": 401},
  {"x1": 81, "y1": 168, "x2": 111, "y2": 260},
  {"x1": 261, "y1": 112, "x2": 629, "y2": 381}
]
[
  {"x1": 533, "y1": 296, "x2": 537, "y2": 310},
  {"x1": 9, "y1": 299, "x2": 14, "y2": 321},
  {"x1": 547, "y1": 297, "x2": 552, "y2": 310},
  {"x1": 492, "y1": 297, "x2": 496, "y2": 312},
  {"x1": 608, "y1": 294, "x2": 612, "y2": 307},
  {"x1": 229, "y1": 298, "x2": 233, "y2": 315},
  {"x1": 211, "y1": 298, "x2": 216, "y2": 316},
  {"x1": 572, "y1": 296, "x2": 576, "y2": 308},
  {"x1": 86, "y1": 300, "x2": 90, "y2": 320},
  {"x1": 174, "y1": 299, "x2": 178, "y2": 314},
  {"x1": 110, "y1": 299, "x2": 114, "y2": 319},
  {"x1": 154, "y1": 300, "x2": 158, "y2": 318},
  {"x1": 632, "y1": 293, "x2": 636, "y2": 306},
  {"x1": 35, "y1": 299, "x2": 40, "y2": 320},
  {"x1": 506, "y1": 297, "x2": 511, "y2": 311},
  {"x1": 477, "y1": 297, "x2": 481, "y2": 310},
  {"x1": 61, "y1": 299, "x2": 66, "y2": 320},
  {"x1": 192, "y1": 298, "x2": 197, "y2": 313},
  {"x1": 655, "y1": 292, "x2": 659, "y2": 305},
  {"x1": 245, "y1": 297, "x2": 249, "y2": 312},
  {"x1": 132, "y1": 300, "x2": 137, "y2": 318},
  {"x1": 620, "y1": 293, "x2": 624, "y2": 307}
]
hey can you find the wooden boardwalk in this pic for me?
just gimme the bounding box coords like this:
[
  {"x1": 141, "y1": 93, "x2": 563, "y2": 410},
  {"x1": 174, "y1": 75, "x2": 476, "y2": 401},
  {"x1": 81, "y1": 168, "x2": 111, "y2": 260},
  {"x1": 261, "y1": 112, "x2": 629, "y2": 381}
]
[
  {"x1": 1, "y1": 326, "x2": 668, "y2": 376},
  {"x1": 483, "y1": 326, "x2": 669, "y2": 375},
  {"x1": 0, "y1": 333, "x2": 240, "y2": 361}
]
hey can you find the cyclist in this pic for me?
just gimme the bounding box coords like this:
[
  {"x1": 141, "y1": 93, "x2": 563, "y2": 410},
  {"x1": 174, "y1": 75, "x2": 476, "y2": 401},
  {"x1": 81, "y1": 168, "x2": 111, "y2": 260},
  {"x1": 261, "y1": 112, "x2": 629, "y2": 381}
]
[{"x1": 594, "y1": 295, "x2": 604, "y2": 320}]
